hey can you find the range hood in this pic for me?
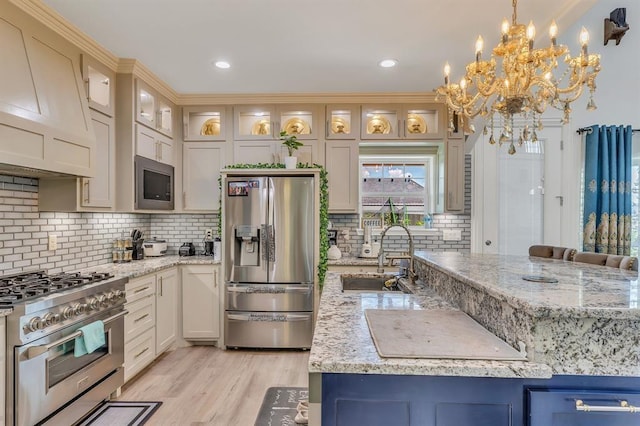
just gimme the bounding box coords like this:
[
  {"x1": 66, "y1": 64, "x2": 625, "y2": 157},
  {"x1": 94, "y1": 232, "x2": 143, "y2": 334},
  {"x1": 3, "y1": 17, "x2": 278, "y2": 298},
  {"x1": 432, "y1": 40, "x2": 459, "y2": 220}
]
[{"x1": 0, "y1": 1, "x2": 96, "y2": 178}]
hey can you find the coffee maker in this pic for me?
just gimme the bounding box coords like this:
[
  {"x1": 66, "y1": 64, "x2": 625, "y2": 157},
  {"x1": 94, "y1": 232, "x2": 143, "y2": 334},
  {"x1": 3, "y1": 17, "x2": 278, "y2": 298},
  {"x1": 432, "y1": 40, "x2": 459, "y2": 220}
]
[{"x1": 132, "y1": 239, "x2": 145, "y2": 260}]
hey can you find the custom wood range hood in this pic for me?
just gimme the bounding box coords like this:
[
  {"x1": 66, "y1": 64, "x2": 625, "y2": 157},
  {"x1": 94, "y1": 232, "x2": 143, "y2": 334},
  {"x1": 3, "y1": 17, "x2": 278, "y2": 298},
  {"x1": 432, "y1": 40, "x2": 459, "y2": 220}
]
[{"x1": 0, "y1": 0, "x2": 96, "y2": 178}]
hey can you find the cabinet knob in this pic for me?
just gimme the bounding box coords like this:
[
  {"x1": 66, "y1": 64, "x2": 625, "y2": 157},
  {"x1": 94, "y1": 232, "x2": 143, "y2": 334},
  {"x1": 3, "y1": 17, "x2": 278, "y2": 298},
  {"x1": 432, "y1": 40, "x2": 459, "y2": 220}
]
[{"x1": 485, "y1": 240, "x2": 492, "y2": 246}]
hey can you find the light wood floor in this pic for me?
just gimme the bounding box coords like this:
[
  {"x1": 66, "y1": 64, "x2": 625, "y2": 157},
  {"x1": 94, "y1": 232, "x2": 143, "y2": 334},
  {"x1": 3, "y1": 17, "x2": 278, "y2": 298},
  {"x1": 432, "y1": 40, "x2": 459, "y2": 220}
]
[{"x1": 118, "y1": 346, "x2": 310, "y2": 425}]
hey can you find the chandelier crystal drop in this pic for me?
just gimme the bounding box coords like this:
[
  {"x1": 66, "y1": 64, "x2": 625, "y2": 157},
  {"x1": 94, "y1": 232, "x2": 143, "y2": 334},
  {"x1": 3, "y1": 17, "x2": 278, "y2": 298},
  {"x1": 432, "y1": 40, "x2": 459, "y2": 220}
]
[{"x1": 436, "y1": 0, "x2": 601, "y2": 154}]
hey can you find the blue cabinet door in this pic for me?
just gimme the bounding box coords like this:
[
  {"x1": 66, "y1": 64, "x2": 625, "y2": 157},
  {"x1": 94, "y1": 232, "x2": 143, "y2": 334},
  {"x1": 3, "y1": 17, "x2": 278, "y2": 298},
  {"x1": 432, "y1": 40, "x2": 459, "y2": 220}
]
[{"x1": 528, "y1": 389, "x2": 640, "y2": 426}]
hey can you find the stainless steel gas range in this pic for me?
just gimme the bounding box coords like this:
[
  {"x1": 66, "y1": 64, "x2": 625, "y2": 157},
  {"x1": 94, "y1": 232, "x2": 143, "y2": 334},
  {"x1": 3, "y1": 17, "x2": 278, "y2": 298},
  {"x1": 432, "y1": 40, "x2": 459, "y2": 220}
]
[{"x1": 1, "y1": 270, "x2": 128, "y2": 426}]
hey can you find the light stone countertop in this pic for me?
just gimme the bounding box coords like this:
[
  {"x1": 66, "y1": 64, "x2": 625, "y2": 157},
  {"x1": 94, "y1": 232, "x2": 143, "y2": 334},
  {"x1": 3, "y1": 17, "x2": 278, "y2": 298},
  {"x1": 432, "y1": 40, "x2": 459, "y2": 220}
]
[
  {"x1": 415, "y1": 251, "x2": 640, "y2": 319},
  {"x1": 308, "y1": 271, "x2": 552, "y2": 379},
  {"x1": 0, "y1": 256, "x2": 219, "y2": 317},
  {"x1": 78, "y1": 255, "x2": 219, "y2": 280},
  {"x1": 413, "y1": 252, "x2": 640, "y2": 376}
]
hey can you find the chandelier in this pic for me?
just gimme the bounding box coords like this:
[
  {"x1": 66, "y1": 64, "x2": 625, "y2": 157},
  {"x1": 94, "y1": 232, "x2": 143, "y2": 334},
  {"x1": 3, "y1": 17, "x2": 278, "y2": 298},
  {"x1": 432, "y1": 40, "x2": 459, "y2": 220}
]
[{"x1": 436, "y1": 0, "x2": 601, "y2": 154}]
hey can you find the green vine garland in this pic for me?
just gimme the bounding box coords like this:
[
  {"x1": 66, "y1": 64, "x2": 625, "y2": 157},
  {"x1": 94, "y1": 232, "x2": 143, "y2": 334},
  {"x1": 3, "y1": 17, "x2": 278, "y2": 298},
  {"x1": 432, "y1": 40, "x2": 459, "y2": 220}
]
[{"x1": 217, "y1": 163, "x2": 329, "y2": 287}]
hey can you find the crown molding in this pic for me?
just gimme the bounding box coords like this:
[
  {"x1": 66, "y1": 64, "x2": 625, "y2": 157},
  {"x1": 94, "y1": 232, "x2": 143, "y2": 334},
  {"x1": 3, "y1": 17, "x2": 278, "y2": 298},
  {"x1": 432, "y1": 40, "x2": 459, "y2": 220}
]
[
  {"x1": 9, "y1": 0, "x2": 119, "y2": 71},
  {"x1": 117, "y1": 59, "x2": 179, "y2": 104},
  {"x1": 176, "y1": 92, "x2": 439, "y2": 106}
]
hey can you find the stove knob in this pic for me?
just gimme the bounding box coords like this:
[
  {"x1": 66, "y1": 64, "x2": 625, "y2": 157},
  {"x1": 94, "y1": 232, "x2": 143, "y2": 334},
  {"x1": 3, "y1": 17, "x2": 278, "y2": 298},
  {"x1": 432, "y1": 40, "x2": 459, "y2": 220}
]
[
  {"x1": 88, "y1": 297, "x2": 99, "y2": 310},
  {"x1": 73, "y1": 303, "x2": 87, "y2": 315},
  {"x1": 115, "y1": 290, "x2": 125, "y2": 300},
  {"x1": 43, "y1": 313, "x2": 59, "y2": 326},
  {"x1": 97, "y1": 295, "x2": 107, "y2": 307},
  {"x1": 105, "y1": 292, "x2": 116, "y2": 304},
  {"x1": 28, "y1": 317, "x2": 44, "y2": 332},
  {"x1": 63, "y1": 307, "x2": 74, "y2": 319}
]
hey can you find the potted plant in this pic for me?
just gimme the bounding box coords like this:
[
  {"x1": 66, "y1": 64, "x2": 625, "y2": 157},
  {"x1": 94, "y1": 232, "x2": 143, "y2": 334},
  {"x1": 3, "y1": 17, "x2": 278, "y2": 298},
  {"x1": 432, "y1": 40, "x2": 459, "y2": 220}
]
[{"x1": 280, "y1": 131, "x2": 303, "y2": 169}]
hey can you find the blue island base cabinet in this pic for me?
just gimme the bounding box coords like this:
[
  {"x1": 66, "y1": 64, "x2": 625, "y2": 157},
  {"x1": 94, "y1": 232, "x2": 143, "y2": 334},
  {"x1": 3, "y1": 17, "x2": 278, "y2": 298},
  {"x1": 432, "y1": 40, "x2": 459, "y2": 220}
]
[
  {"x1": 321, "y1": 374, "x2": 640, "y2": 426},
  {"x1": 322, "y1": 374, "x2": 524, "y2": 426}
]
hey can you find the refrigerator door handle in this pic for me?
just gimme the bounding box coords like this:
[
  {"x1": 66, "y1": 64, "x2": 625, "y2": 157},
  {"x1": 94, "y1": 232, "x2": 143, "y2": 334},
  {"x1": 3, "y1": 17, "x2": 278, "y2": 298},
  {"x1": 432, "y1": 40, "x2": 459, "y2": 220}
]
[{"x1": 260, "y1": 224, "x2": 268, "y2": 262}]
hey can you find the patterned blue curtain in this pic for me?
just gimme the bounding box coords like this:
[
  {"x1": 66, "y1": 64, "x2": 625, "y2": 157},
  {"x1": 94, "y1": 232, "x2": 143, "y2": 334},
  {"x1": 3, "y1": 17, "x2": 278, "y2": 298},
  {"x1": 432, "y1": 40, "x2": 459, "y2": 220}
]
[{"x1": 582, "y1": 125, "x2": 632, "y2": 254}]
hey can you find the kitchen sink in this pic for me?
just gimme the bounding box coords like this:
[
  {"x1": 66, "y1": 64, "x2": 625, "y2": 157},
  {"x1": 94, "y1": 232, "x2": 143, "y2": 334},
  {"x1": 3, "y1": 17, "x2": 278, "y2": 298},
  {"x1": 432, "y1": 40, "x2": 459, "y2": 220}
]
[{"x1": 341, "y1": 275, "x2": 408, "y2": 292}]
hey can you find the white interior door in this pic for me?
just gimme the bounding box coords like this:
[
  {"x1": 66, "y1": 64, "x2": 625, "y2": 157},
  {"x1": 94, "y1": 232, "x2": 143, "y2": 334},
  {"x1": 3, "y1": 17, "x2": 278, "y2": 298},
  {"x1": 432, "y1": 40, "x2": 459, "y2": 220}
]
[{"x1": 472, "y1": 121, "x2": 563, "y2": 255}]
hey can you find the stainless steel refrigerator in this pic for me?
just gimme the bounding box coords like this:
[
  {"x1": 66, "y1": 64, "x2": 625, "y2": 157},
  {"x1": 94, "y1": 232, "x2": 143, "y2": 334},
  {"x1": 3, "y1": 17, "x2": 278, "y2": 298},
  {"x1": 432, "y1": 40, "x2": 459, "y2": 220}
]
[{"x1": 224, "y1": 175, "x2": 314, "y2": 348}]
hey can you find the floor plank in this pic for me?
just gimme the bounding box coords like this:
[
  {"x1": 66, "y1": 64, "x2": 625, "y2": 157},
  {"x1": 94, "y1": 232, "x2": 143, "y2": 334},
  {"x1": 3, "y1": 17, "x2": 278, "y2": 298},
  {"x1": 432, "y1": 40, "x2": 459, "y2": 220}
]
[{"x1": 117, "y1": 346, "x2": 309, "y2": 425}]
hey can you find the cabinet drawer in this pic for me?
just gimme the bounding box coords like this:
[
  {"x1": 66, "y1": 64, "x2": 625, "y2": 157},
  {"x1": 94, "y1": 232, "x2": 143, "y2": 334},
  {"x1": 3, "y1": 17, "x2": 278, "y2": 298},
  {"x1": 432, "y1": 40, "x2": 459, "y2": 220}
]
[
  {"x1": 124, "y1": 327, "x2": 156, "y2": 383},
  {"x1": 125, "y1": 296, "x2": 156, "y2": 343},
  {"x1": 126, "y1": 275, "x2": 156, "y2": 304},
  {"x1": 528, "y1": 388, "x2": 640, "y2": 426}
]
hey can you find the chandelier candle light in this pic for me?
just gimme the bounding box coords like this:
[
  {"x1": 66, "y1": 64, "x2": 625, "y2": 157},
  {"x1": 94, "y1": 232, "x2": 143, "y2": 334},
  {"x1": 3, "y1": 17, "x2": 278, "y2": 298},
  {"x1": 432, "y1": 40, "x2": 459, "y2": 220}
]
[{"x1": 436, "y1": 0, "x2": 601, "y2": 154}]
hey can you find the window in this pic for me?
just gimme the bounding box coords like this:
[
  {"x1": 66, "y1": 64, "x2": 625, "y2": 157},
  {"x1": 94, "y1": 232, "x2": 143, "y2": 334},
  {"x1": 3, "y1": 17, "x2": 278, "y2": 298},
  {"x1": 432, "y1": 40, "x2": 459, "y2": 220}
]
[{"x1": 359, "y1": 144, "x2": 444, "y2": 229}]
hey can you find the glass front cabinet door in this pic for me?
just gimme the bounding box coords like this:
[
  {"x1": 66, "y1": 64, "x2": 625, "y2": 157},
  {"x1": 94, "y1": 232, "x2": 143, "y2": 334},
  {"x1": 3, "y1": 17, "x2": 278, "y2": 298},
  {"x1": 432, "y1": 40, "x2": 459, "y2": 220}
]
[
  {"x1": 326, "y1": 105, "x2": 359, "y2": 139},
  {"x1": 183, "y1": 106, "x2": 228, "y2": 141},
  {"x1": 156, "y1": 96, "x2": 173, "y2": 137},
  {"x1": 234, "y1": 105, "x2": 319, "y2": 140},
  {"x1": 361, "y1": 104, "x2": 445, "y2": 140},
  {"x1": 81, "y1": 54, "x2": 114, "y2": 117},
  {"x1": 136, "y1": 80, "x2": 156, "y2": 128}
]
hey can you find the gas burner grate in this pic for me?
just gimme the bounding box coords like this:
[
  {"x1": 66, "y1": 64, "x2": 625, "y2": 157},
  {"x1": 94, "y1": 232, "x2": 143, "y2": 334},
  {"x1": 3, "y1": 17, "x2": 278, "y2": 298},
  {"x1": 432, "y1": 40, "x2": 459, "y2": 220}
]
[{"x1": 0, "y1": 270, "x2": 115, "y2": 307}]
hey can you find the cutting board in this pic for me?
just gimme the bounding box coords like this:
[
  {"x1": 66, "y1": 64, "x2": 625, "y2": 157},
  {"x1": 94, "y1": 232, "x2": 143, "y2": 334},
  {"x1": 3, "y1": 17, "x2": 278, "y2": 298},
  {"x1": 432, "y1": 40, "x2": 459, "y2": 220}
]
[{"x1": 364, "y1": 309, "x2": 526, "y2": 361}]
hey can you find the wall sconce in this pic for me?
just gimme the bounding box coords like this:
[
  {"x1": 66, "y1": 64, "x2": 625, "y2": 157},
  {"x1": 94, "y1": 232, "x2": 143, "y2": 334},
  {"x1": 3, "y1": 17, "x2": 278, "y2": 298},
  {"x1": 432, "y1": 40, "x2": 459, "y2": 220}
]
[{"x1": 604, "y1": 8, "x2": 629, "y2": 45}]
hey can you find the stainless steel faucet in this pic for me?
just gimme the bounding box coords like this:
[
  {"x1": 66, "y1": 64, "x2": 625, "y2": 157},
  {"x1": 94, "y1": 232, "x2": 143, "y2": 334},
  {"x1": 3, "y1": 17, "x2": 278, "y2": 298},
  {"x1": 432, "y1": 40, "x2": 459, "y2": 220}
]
[{"x1": 377, "y1": 223, "x2": 416, "y2": 285}]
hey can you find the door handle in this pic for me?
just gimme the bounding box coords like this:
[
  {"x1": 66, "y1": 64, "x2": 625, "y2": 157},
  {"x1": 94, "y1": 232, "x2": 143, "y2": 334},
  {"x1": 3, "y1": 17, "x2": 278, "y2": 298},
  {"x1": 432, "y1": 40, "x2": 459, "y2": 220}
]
[
  {"x1": 575, "y1": 399, "x2": 639, "y2": 413},
  {"x1": 555, "y1": 195, "x2": 564, "y2": 206},
  {"x1": 25, "y1": 310, "x2": 128, "y2": 359}
]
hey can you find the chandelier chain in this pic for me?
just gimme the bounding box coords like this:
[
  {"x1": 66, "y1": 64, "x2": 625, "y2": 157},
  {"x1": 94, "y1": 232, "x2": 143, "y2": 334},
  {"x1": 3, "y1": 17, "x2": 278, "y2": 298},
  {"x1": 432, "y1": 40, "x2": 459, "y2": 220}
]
[{"x1": 512, "y1": 0, "x2": 517, "y2": 25}]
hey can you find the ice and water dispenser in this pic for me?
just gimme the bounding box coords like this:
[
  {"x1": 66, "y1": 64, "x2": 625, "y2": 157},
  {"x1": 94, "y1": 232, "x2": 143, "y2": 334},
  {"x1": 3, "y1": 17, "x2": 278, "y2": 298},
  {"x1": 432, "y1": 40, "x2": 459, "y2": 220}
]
[{"x1": 233, "y1": 225, "x2": 260, "y2": 266}]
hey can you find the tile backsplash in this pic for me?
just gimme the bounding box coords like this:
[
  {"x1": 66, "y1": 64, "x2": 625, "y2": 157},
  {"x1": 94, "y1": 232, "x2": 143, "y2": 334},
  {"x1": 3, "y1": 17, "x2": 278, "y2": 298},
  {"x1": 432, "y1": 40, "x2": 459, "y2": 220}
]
[{"x1": 0, "y1": 176, "x2": 216, "y2": 274}]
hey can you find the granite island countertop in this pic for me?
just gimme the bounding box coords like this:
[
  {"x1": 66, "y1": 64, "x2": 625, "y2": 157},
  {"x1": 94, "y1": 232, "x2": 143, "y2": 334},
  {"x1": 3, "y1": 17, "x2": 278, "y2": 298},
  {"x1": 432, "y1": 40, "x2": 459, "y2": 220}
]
[
  {"x1": 308, "y1": 271, "x2": 552, "y2": 379},
  {"x1": 413, "y1": 251, "x2": 640, "y2": 376}
]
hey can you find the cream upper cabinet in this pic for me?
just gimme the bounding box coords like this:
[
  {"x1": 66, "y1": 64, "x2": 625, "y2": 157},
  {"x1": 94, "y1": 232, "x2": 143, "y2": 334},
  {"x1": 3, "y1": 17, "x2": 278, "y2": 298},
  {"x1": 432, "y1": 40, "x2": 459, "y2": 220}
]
[
  {"x1": 0, "y1": 5, "x2": 95, "y2": 177},
  {"x1": 183, "y1": 142, "x2": 228, "y2": 211},
  {"x1": 326, "y1": 104, "x2": 360, "y2": 140},
  {"x1": 136, "y1": 123, "x2": 174, "y2": 166},
  {"x1": 234, "y1": 105, "x2": 320, "y2": 140},
  {"x1": 81, "y1": 54, "x2": 114, "y2": 117},
  {"x1": 361, "y1": 104, "x2": 445, "y2": 140},
  {"x1": 135, "y1": 79, "x2": 173, "y2": 138},
  {"x1": 39, "y1": 104, "x2": 115, "y2": 211},
  {"x1": 81, "y1": 110, "x2": 114, "y2": 208},
  {"x1": 325, "y1": 140, "x2": 359, "y2": 213},
  {"x1": 446, "y1": 139, "x2": 465, "y2": 212},
  {"x1": 183, "y1": 106, "x2": 229, "y2": 141}
]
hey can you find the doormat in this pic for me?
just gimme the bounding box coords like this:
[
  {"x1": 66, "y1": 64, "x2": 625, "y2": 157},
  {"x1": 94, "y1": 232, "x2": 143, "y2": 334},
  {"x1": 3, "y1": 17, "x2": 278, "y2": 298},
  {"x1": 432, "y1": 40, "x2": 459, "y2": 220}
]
[
  {"x1": 255, "y1": 387, "x2": 308, "y2": 426},
  {"x1": 76, "y1": 401, "x2": 162, "y2": 426}
]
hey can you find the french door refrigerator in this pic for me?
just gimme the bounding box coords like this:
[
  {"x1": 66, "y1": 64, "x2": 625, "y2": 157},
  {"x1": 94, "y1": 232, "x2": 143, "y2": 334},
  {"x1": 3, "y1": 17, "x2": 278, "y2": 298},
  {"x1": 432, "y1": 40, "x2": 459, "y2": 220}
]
[{"x1": 224, "y1": 175, "x2": 314, "y2": 348}]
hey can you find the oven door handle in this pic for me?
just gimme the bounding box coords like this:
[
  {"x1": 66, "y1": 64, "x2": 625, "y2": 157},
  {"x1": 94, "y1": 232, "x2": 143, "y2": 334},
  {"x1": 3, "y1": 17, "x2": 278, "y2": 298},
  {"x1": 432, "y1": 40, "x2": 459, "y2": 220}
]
[{"x1": 26, "y1": 310, "x2": 128, "y2": 360}]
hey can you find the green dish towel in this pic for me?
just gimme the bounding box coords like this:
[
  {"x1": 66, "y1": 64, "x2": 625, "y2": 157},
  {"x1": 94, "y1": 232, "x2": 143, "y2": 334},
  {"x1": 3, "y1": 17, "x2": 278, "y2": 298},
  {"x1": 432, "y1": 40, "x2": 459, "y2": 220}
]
[{"x1": 74, "y1": 320, "x2": 105, "y2": 357}]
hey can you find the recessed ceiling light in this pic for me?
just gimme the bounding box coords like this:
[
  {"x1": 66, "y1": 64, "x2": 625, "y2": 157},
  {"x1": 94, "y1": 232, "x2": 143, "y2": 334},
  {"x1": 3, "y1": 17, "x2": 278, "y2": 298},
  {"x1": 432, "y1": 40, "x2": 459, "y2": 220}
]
[
  {"x1": 214, "y1": 61, "x2": 231, "y2": 69},
  {"x1": 378, "y1": 59, "x2": 398, "y2": 68}
]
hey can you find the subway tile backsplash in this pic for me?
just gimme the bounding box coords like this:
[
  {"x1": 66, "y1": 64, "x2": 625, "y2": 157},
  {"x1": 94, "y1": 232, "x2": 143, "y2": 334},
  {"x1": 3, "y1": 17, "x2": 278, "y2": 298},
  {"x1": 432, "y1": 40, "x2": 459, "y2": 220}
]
[
  {"x1": 0, "y1": 155, "x2": 470, "y2": 273},
  {"x1": 0, "y1": 176, "x2": 216, "y2": 274}
]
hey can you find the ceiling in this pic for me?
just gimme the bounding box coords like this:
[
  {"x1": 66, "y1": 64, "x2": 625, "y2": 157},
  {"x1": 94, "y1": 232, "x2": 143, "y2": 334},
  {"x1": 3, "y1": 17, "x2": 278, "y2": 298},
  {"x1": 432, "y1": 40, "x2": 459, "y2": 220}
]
[{"x1": 41, "y1": 0, "x2": 597, "y2": 95}]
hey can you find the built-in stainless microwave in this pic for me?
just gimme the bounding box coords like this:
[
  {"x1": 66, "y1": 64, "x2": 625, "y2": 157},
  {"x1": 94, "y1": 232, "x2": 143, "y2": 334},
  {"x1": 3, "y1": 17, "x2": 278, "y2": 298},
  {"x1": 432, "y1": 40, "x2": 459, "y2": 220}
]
[{"x1": 135, "y1": 155, "x2": 174, "y2": 210}]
